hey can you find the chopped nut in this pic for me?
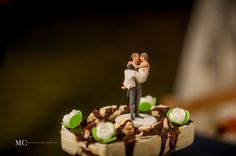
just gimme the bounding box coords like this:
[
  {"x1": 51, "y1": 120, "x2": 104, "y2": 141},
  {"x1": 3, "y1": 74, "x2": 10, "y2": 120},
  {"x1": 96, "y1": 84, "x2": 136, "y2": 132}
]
[
  {"x1": 115, "y1": 119, "x2": 134, "y2": 136},
  {"x1": 87, "y1": 109, "x2": 101, "y2": 123},
  {"x1": 108, "y1": 110, "x2": 121, "y2": 120},
  {"x1": 163, "y1": 118, "x2": 169, "y2": 129},
  {"x1": 119, "y1": 105, "x2": 130, "y2": 114},
  {"x1": 151, "y1": 110, "x2": 160, "y2": 117},
  {"x1": 138, "y1": 125, "x2": 152, "y2": 133},
  {"x1": 83, "y1": 129, "x2": 90, "y2": 139},
  {"x1": 99, "y1": 105, "x2": 117, "y2": 119}
]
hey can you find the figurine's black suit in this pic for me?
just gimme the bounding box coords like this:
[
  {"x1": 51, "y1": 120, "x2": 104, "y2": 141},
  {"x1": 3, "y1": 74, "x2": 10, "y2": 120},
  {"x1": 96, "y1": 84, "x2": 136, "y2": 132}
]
[{"x1": 126, "y1": 64, "x2": 143, "y2": 120}]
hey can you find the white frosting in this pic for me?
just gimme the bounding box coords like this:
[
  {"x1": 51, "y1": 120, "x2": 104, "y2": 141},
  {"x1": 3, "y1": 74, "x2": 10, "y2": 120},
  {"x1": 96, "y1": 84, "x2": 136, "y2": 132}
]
[
  {"x1": 96, "y1": 122, "x2": 115, "y2": 140},
  {"x1": 62, "y1": 114, "x2": 70, "y2": 126},
  {"x1": 140, "y1": 97, "x2": 147, "y2": 103},
  {"x1": 168, "y1": 108, "x2": 185, "y2": 124},
  {"x1": 140, "y1": 95, "x2": 155, "y2": 105},
  {"x1": 63, "y1": 109, "x2": 80, "y2": 126},
  {"x1": 145, "y1": 95, "x2": 154, "y2": 104}
]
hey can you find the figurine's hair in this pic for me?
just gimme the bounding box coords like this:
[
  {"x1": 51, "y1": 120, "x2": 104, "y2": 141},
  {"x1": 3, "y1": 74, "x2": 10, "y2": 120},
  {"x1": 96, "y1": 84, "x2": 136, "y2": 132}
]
[
  {"x1": 131, "y1": 53, "x2": 139, "y2": 59},
  {"x1": 141, "y1": 52, "x2": 148, "y2": 60}
]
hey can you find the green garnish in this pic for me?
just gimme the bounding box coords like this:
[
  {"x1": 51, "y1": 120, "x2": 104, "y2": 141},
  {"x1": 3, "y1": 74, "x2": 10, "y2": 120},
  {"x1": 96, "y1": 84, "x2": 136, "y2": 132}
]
[
  {"x1": 62, "y1": 110, "x2": 83, "y2": 128},
  {"x1": 91, "y1": 122, "x2": 117, "y2": 144},
  {"x1": 167, "y1": 108, "x2": 190, "y2": 125},
  {"x1": 139, "y1": 95, "x2": 157, "y2": 112}
]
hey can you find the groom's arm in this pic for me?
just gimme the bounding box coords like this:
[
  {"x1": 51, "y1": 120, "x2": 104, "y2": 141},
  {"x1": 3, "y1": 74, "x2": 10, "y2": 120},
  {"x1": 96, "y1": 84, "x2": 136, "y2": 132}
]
[{"x1": 127, "y1": 64, "x2": 135, "y2": 70}]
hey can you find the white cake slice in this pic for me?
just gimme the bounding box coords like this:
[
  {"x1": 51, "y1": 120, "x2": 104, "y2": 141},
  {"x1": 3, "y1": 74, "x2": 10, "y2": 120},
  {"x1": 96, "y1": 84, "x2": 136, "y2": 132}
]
[{"x1": 61, "y1": 105, "x2": 195, "y2": 156}]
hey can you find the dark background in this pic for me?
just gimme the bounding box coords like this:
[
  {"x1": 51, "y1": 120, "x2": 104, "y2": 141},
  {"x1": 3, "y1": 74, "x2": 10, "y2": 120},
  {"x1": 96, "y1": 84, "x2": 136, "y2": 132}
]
[{"x1": 0, "y1": 0, "x2": 194, "y2": 155}]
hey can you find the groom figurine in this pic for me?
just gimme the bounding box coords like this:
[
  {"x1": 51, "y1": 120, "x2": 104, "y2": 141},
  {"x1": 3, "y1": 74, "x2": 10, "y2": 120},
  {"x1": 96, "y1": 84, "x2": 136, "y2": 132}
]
[{"x1": 127, "y1": 53, "x2": 143, "y2": 120}]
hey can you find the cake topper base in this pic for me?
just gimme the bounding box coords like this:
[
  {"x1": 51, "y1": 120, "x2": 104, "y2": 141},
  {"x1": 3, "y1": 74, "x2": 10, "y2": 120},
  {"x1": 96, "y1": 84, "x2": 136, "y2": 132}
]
[{"x1": 115, "y1": 113, "x2": 157, "y2": 127}]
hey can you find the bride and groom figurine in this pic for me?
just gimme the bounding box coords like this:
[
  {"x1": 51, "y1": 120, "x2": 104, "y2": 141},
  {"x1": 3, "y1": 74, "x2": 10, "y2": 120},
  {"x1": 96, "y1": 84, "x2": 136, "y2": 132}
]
[{"x1": 121, "y1": 52, "x2": 150, "y2": 120}]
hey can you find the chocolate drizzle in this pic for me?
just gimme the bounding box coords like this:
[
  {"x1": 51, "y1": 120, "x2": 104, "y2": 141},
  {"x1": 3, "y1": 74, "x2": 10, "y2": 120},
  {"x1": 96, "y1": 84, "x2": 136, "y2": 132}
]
[
  {"x1": 125, "y1": 139, "x2": 136, "y2": 156},
  {"x1": 121, "y1": 105, "x2": 130, "y2": 114},
  {"x1": 75, "y1": 122, "x2": 97, "y2": 146},
  {"x1": 104, "y1": 108, "x2": 116, "y2": 119},
  {"x1": 158, "y1": 118, "x2": 180, "y2": 156},
  {"x1": 117, "y1": 134, "x2": 137, "y2": 156},
  {"x1": 159, "y1": 133, "x2": 168, "y2": 156},
  {"x1": 152, "y1": 107, "x2": 170, "y2": 117},
  {"x1": 116, "y1": 119, "x2": 133, "y2": 134},
  {"x1": 167, "y1": 119, "x2": 180, "y2": 151},
  {"x1": 92, "y1": 109, "x2": 101, "y2": 119},
  {"x1": 169, "y1": 130, "x2": 180, "y2": 151},
  {"x1": 84, "y1": 122, "x2": 96, "y2": 131}
]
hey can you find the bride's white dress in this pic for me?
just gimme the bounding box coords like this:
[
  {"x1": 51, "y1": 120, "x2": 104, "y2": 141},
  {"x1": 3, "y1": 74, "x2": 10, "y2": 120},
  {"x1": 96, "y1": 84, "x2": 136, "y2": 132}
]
[{"x1": 123, "y1": 68, "x2": 149, "y2": 89}]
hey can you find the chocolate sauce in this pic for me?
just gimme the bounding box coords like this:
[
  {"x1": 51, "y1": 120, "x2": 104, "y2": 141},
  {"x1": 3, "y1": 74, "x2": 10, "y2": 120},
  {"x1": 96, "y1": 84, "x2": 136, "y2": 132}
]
[
  {"x1": 84, "y1": 123, "x2": 97, "y2": 146},
  {"x1": 167, "y1": 119, "x2": 180, "y2": 151},
  {"x1": 84, "y1": 122, "x2": 96, "y2": 131},
  {"x1": 159, "y1": 119, "x2": 180, "y2": 155},
  {"x1": 116, "y1": 120, "x2": 133, "y2": 134},
  {"x1": 159, "y1": 134, "x2": 168, "y2": 156},
  {"x1": 80, "y1": 120, "x2": 88, "y2": 128},
  {"x1": 169, "y1": 130, "x2": 180, "y2": 151},
  {"x1": 119, "y1": 134, "x2": 137, "y2": 156},
  {"x1": 92, "y1": 109, "x2": 101, "y2": 119},
  {"x1": 125, "y1": 139, "x2": 136, "y2": 156}
]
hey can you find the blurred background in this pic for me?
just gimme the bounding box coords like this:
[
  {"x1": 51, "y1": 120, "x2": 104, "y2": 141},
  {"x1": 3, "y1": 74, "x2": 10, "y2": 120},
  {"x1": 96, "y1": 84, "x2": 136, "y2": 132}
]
[{"x1": 1, "y1": 0, "x2": 236, "y2": 156}]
